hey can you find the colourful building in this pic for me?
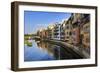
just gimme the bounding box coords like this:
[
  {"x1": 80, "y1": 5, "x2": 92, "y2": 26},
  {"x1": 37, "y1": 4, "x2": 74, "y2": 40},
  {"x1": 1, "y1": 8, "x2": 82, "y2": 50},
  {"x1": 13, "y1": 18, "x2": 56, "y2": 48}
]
[
  {"x1": 60, "y1": 22, "x2": 65, "y2": 41},
  {"x1": 53, "y1": 23, "x2": 61, "y2": 40},
  {"x1": 37, "y1": 29, "x2": 48, "y2": 39},
  {"x1": 80, "y1": 14, "x2": 90, "y2": 52},
  {"x1": 47, "y1": 24, "x2": 54, "y2": 39},
  {"x1": 64, "y1": 17, "x2": 73, "y2": 43},
  {"x1": 71, "y1": 13, "x2": 82, "y2": 45}
]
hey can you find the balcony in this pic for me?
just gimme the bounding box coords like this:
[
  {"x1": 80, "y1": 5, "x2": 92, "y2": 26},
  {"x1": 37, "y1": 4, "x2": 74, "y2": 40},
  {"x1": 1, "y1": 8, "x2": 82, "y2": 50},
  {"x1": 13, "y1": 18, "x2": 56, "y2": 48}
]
[{"x1": 54, "y1": 29, "x2": 59, "y2": 32}]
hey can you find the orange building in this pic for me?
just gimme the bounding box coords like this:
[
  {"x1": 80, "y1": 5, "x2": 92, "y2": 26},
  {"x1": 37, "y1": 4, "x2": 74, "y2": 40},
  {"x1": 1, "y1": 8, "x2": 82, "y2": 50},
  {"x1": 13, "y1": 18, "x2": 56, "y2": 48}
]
[
  {"x1": 72, "y1": 25, "x2": 80, "y2": 45},
  {"x1": 37, "y1": 29, "x2": 48, "y2": 39},
  {"x1": 80, "y1": 14, "x2": 90, "y2": 49},
  {"x1": 71, "y1": 13, "x2": 81, "y2": 45}
]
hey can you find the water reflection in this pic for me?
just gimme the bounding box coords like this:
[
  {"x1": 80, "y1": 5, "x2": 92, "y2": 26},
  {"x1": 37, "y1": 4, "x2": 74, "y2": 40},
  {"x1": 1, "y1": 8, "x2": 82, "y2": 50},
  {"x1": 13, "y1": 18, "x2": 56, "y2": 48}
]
[
  {"x1": 24, "y1": 39, "x2": 82, "y2": 62},
  {"x1": 24, "y1": 39, "x2": 61, "y2": 61}
]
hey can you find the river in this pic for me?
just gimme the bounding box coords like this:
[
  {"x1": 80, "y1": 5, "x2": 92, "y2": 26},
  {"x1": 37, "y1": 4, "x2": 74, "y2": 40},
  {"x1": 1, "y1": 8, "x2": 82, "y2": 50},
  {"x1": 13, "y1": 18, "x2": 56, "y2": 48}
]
[
  {"x1": 24, "y1": 39, "x2": 62, "y2": 61},
  {"x1": 24, "y1": 39, "x2": 83, "y2": 62}
]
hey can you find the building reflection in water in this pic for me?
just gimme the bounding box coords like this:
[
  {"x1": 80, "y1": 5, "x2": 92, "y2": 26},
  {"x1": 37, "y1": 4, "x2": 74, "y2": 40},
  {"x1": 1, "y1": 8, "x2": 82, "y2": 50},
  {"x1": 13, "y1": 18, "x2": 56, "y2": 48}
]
[
  {"x1": 36, "y1": 40, "x2": 60, "y2": 59},
  {"x1": 24, "y1": 39, "x2": 83, "y2": 61},
  {"x1": 24, "y1": 39, "x2": 61, "y2": 61}
]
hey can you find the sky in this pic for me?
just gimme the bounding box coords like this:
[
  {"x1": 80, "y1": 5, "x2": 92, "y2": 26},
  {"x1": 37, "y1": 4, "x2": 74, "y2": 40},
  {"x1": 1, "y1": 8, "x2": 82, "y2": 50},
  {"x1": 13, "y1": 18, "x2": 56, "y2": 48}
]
[{"x1": 24, "y1": 11, "x2": 71, "y2": 34}]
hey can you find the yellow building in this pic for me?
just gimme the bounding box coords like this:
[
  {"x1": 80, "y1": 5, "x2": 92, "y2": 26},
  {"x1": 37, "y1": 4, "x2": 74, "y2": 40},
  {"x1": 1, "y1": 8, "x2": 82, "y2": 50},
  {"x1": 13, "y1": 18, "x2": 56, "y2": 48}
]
[
  {"x1": 82, "y1": 22, "x2": 90, "y2": 49},
  {"x1": 47, "y1": 24, "x2": 54, "y2": 39},
  {"x1": 71, "y1": 13, "x2": 83, "y2": 45},
  {"x1": 64, "y1": 17, "x2": 73, "y2": 43},
  {"x1": 79, "y1": 14, "x2": 90, "y2": 54}
]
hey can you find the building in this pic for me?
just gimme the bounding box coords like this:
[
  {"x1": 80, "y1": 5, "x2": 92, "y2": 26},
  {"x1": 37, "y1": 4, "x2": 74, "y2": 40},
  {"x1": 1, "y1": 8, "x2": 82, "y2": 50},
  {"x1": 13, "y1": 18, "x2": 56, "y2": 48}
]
[
  {"x1": 71, "y1": 13, "x2": 90, "y2": 53},
  {"x1": 37, "y1": 28, "x2": 48, "y2": 39},
  {"x1": 53, "y1": 23, "x2": 61, "y2": 40},
  {"x1": 80, "y1": 14, "x2": 90, "y2": 53},
  {"x1": 71, "y1": 13, "x2": 82, "y2": 45},
  {"x1": 64, "y1": 17, "x2": 73, "y2": 43},
  {"x1": 60, "y1": 22, "x2": 65, "y2": 41},
  {"x1": 47, "y1": 24, "x2": 54, "y2": 39}
]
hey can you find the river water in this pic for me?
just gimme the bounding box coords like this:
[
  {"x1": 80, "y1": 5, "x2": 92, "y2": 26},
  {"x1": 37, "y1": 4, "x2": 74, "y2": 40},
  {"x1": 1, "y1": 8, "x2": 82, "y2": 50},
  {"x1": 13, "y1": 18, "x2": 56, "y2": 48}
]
[
  {"x1": 24, "y1": 39, "x2": 61, "y2": 61},
  {"x1": 24, "y1": 39, "x2": 83, "y2": 62}
]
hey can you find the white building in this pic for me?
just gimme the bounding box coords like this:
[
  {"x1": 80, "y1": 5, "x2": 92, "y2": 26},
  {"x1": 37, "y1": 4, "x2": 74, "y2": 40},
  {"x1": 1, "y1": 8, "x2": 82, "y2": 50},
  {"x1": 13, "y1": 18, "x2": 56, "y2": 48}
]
[{"x1": 53, "y1": 23, "x2": 61, "y2": 40}]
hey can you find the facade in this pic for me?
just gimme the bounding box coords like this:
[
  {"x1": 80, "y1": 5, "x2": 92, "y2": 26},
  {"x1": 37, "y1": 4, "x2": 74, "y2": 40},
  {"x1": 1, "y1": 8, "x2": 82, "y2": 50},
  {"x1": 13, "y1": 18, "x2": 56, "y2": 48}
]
[
  {"x1": 71, "y1": 13, "x2": 90, "y2": 53},
  {"x1": 71, "y1": 13, "x2": 82, "y2": 45},
  {"x1": 60, "y1": 22, "x2": 65, "y2": 41},
  {"x1": 53, "y1": 23, "x2": 61, "y2": 40},
  {"x1": 82, "y1": 22, "x2": 90, "y2": 48},
  {"x1": 47, "y1": 24, "x2": 54, "y2": 39},
  {"x1": 72, "y1": 26, "x2": 80, "y2": 45},
  {"x1": 64, "y1": 17, "x2": 73, "y2": 43},
  {"x1": 37, "y1": 29, "x2": 48, "y2": 39},
  {"x1": 80, "y1": 14, "x2": 90, "y2": 52}
]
